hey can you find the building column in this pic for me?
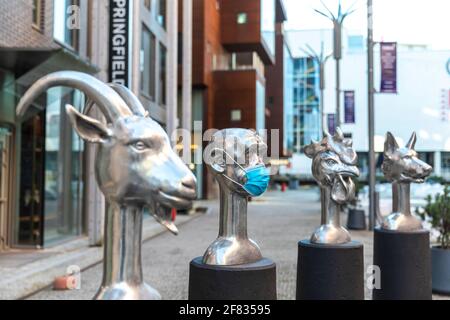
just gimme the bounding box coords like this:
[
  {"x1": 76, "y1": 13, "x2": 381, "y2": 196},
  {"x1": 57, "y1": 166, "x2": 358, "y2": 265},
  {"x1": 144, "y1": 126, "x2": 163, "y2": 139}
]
[{"x1": 166, "y1": 0, "x2": 179, "y2": 141}]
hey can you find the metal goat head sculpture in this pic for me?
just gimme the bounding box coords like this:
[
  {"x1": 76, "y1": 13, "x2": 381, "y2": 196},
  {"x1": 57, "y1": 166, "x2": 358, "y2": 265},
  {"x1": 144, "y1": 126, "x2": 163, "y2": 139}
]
[
  {"x1": 381, "y1": 132, "x2": 432, "y2": 231},
  {"x1": 304, "y1": 128, "x2": 359, "y2": 244},
  {"x1": 16, "y1": 71, "x2": 197, "y2": 300}
]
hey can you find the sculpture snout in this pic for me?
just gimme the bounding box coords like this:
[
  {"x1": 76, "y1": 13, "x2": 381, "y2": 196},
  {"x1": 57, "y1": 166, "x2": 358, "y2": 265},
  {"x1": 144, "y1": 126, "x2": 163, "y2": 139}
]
[
  {"x1": 154, "y1": 154, "x2": 198, "y2": 210},
  {"x1": 341, "y1": 165, "x2": 360, "y2": 178}
]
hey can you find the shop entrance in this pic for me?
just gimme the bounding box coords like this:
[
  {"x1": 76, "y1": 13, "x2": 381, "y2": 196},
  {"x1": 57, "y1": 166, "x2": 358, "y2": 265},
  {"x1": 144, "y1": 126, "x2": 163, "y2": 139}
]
[{"x1": 17, "y1": 88, "x2": 85, "y2": 248}]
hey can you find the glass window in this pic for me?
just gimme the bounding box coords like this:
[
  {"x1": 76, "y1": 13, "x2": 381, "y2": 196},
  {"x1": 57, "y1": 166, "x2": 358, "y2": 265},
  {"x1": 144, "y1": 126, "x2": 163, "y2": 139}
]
[
  {"x1": 159, "y1": 44, "x2": 167, "y2": 106},
  {"x1": 140, "y1": 25, "x2": 156, "y2": 100},
  {"x1": 156, "y1": 0, "x2": 166, "y2": 29},
  {"x1": 32, "y1": 0, "x2": 42, "y2": 29},
  {"x1": 292, "y1": 57, "x2": 321, "y2": 152},
  {"x1": 17, "y1": 88, "x2": 85, "y2": 247},
  {"x1": 53, "y1": 0, "x2": 80, "y2": 51},
  {"x1": 237, "y1": 13, "x2": 247, "y2": 24},
  {"x1": 231, "y1": 110, "x2": 242, "y2": 122}
]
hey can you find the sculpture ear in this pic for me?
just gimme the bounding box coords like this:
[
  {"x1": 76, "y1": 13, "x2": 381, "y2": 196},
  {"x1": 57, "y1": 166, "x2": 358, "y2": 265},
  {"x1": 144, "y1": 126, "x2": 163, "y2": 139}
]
[
  {"x1": 304, "y1": 143, "x2": 316, "y2": 159},
  {"x1": 208, "y1": 148, "x2": 226, "y2": 174},
  {"x1": 406, "y1": 132, "x2": 417, "y2": 150},
  {"x1": 66, "y1": 104, "x2": 112, "y2": 144},
  {"x1": 384, "y1": 132, "x2": 399, "y2": 158}
]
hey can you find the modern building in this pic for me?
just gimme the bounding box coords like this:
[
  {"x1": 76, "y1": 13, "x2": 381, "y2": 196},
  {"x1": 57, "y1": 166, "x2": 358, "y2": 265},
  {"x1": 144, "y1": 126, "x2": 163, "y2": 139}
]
[
  {"x1": 178, "y1": 0, "x2": 281, "y2": 198},
  {"x1": 264, "y1": 0, "x2": 294, "y2": 159},
  {"x1": 0, "y1": 0, "x2": 180, "y2": 252},
  {"x1": 284, "y1": 29, "x2": 450, "y2": 182}
]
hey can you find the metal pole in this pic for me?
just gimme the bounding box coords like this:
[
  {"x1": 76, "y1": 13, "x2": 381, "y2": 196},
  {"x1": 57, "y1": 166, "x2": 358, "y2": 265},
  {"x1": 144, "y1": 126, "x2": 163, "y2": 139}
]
[
  {"x1": 166, "y1": 0, "x2": 179, "y2": 141},
  {"x1": 367, "y1": 0, "x2": 376, "y2": 230},
  {"x1": 182, "y1": 0, "x2": 193, "y2": 156},
  {"x1": 335, "y1": 58, "x2": 341, "y2": 127}
]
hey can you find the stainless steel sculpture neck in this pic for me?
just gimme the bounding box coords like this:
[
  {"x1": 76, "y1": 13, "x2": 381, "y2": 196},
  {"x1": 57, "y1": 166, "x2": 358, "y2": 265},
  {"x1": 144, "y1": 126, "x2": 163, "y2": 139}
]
[
  {"x1": 102, "y1": 204, "x2": 144, "y2": 287},
  {"x1": 202, "y1": 182, "x2": 262, "y2": 266},
  {"x1": 397, "y1": 183, "x2": 411, "y2": 216},
  {"x1": 94, "y1": 203, "x2": 161, "y2": 300},
  {"x1": 219, "y1": 187, "x2": 248, "y2": 239},
  {"x1": 310, "y1": 185, "x2": 351, "y2": 245},
  {"x1": 321, "y1": 186, "x2": 341, "y2": 227}
]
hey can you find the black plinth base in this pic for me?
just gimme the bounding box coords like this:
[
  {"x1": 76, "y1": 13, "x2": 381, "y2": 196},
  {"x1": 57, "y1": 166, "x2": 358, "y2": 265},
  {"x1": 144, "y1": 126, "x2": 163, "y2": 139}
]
[
  {"x1": 347, "y1": 209, "x2": 367, "y2": 230},
  {"x1": 373, "y1": 227, "x2": 431, "y2": 300},
  {"x1": 296, "y1": 240, "x2": 364, "y2": 300},
  {"x1": 188, "y1": 257, "x2": 277, "y2": 300}
]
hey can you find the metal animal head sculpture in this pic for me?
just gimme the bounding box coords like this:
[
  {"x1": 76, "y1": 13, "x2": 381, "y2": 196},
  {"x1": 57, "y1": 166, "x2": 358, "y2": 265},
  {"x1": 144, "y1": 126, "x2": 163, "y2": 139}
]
[
  {"x1": 202, "y1": 129, "x2": 269, "y2": 265},
  {"x1": 304, "y1": 128, "x2": 359, "y2": 244},
  {"x1": 16, "y1": 71, "x2": 197, "y2": 299},
  {"x1": 381, "y1": 132, "x2": 432, "y2": 231}
]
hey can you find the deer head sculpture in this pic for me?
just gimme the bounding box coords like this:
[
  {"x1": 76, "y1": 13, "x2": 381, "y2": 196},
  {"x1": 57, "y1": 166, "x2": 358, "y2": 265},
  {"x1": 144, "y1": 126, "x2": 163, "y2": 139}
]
[
  {"x1": 381, "y1": 132, "x2": 432, "y2": 231},
  {"x1": 16, "y1": 71, "x2": 197, "y2": 300},
  {"x1": 304, "y1": 128, "x2": 360, "y2": 244},
  {"x1": 202, "y1": 129, "x2": 270, "y2": 265}
]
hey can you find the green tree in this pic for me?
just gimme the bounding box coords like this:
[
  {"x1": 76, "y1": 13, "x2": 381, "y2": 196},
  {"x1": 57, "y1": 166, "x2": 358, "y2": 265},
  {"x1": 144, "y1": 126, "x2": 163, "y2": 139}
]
[{"x1": 417, "y1": 186, "x2": 450, "y2": 249}]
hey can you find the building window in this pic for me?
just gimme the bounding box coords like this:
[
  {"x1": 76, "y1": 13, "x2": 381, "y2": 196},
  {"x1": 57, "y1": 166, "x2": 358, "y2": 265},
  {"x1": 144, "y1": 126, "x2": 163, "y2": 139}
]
[
  {"x1": 140, "y1": 25, "x2": 156, "y2": 101},
  {"x1": 53, "y1": 0, "x2": 80, "y2": 51},
  {"x1": 32, "y1": 0, "x2": 42, "y2": 30},
  {"x1": 292, "y1": 57, "x2": 320, "y2": 153},
  {"x1": 159, "y1": 44, "x2": 167, "y2": 106},
  {"x1": 237, "y1": 12, "x2": 247, "y2": 24},
  {"x1": 231, "y1": 110, "x2": 242, "y2": 122},
  {"x1": 156, "y1": 0, "x2": 166, "y2": 29}
]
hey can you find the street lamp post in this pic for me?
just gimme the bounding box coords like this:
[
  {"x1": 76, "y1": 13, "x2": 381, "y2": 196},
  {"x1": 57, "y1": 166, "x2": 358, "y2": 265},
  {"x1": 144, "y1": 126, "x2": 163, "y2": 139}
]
[
  {"x1": 367, "y1": 0, "x2": 376, "y2": 230},
  {"x1": 301, "y1": 43, "x2": 332, "y2": 134},
  {"x1": 315, "y1": 0, "x2": 355, "y2": 128}
]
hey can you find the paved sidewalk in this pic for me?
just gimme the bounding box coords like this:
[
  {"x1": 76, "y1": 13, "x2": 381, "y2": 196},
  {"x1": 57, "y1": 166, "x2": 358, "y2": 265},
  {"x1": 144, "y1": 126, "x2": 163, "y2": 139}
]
[{"x1": 28, "y1": 188, "x2": 449, "y2": 300}]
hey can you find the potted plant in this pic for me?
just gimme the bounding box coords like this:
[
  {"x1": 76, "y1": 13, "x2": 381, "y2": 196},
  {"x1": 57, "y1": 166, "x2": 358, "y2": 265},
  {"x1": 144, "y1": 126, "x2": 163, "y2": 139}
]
[{"x1": 417, "y1": 185, "x2": 450, "y2": 295}]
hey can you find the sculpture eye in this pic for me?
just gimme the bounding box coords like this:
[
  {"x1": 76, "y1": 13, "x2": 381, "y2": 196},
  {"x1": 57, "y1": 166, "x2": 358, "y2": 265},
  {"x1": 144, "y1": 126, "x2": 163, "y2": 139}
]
[
  {"x1": 326, "y1": 159, "x2": 337, "y2": 166},
  {"x1": 132, "y1": 141, "x2": 147, "y2": 151}
]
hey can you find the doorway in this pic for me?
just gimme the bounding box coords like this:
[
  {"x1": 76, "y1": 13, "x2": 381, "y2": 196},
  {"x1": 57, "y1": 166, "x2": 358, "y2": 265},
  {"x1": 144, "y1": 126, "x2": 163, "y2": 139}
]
[{"x1": 16, "y1": 88, "x2": 85, "y2": 248}]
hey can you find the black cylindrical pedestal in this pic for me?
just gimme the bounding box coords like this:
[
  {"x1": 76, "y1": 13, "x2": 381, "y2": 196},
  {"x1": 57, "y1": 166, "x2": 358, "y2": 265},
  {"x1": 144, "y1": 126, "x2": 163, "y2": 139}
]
[
  {"x1": 188, "y1": 257, "x2": 277, "y2": 300},
  {"x1": 296, "y1": 240, "x2": 364, "y2": 300},
  {"x1": 347, "y1": 209, "x2": 367, "y2": 230},
  {"x1": 373, "y1": 227, "x2": 431, "y2": 300}
]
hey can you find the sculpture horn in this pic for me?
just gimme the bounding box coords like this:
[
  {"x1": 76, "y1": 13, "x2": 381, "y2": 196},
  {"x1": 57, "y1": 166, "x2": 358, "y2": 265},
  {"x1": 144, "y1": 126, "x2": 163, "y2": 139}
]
[{"x1": 16, "y1": 71, "x2": 132, "y2": 122}]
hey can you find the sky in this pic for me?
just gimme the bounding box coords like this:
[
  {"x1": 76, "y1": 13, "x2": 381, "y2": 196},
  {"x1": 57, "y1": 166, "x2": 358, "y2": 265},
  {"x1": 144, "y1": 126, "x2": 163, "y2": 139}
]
[{"x1": 283, "y1": 0, "x2": 450, "y2": 50}]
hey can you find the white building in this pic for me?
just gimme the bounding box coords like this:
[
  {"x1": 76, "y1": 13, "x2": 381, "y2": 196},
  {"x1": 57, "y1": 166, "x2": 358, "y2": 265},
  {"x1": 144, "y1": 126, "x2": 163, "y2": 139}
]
[{"x1": 285, "y1": 29, "x2": 450, "y2": 181}]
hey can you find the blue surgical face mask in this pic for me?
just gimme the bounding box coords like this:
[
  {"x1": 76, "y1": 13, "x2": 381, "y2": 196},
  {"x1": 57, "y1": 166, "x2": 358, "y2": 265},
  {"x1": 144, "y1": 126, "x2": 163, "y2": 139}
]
[{"x1": 220, "y1": 150, "x2": 270, "y2": 197}]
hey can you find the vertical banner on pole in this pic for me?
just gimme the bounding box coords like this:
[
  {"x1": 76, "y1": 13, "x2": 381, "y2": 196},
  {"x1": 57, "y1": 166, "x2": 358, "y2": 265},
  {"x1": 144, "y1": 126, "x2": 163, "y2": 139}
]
[
  {"x1": 344, "y1": 91, "x2": 355, "y2": 123},
  {"x1": 380, "y1": 42, "x2": 397, "y2": 94},
  {"x1": 109, "y1": 0, "x2": 131, "y2": 87},
  {"x1": 327, "y1": 114, "x2": 336, "y2": 135}
]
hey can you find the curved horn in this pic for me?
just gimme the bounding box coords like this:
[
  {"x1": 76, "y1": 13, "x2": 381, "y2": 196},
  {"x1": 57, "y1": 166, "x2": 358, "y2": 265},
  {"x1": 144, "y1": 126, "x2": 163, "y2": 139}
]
[
  {"x1": 16, "y1": 71, "x2": 132, "y2": 122},
  {"x1": 109, "y1": 83, "x2": 147, "y2": 117},
  {"x1": 83, "y1": 84, "x2": 147, "y2": 117}
]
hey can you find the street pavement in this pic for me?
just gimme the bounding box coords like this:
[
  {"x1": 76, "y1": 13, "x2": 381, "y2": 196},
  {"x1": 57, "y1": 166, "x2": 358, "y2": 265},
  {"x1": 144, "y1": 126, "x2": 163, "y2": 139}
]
[{"x1": 28, "y1": 188, "x2": 449, "y2": 300}]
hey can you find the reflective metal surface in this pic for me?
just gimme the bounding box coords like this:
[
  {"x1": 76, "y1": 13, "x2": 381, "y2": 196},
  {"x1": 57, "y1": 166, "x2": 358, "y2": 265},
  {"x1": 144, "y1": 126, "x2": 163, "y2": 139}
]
[
  {"x1": 381, "y1": 132, "x2": 432, "y2": 232},
  {"x1": 16, "y1": 71, "x2": 197, "y2": 300},
  {"x1": 304, "y1": 128, "x2": 360, "y2": 245},
  {"x1": 202, "y1": 129, "x2": 267, "y2": 265}
]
